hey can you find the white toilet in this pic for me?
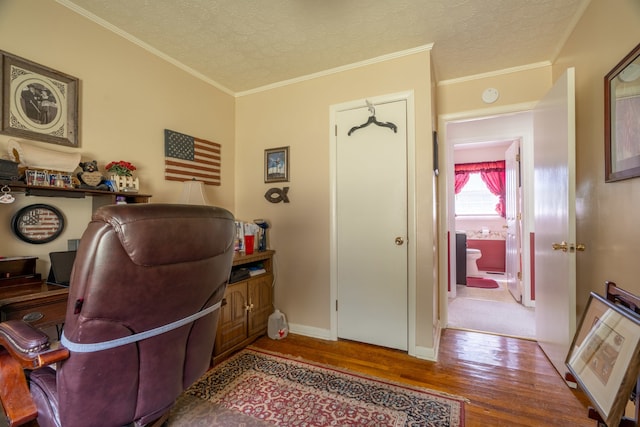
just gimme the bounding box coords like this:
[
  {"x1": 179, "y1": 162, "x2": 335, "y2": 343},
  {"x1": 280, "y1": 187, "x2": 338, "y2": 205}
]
[{"x1": 466, "y1": 248, "x2": 482, "y2": 277}]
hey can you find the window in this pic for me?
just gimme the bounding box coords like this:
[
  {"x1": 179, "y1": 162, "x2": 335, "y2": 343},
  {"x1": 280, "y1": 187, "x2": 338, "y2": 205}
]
[{"x1": 455, "y1": 172, "x2": 500, "y2": 216}]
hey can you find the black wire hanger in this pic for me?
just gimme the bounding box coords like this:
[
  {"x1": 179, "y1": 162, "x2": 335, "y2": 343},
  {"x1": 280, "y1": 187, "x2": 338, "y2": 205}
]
[{"x1": 348, "y1": 101, "x2": 398, "y2": 136}]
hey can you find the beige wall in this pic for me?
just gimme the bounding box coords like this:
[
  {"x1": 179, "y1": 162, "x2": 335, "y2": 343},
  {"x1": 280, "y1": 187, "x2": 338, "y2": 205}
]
[
  {"x1": 437, "y1": 65, "x2": 552, "y2": 117},
  {"x1": 235, "y1": 52, "x2": 436, "y2": 349},
  {"x1": 553, "y1": 0, "x2": 640, "y2": 315},
  {"x1": 2, "y1": 0, "x2": 438, "y2": 353},
  {"x1": 4, "y1": 0, "x2": 637, "y2": 355},
  {"x1": 0, "y1": 0, "x2": 236, "y2": 274}
]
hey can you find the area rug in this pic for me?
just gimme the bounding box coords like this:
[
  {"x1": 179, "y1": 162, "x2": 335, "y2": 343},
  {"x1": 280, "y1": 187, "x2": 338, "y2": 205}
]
[
  {"x1": 466, "y1": 277, "x2": 499, "y2": 289},
  {"x1": 167, "y1": 347, "x2": 465, "y2": 426}
]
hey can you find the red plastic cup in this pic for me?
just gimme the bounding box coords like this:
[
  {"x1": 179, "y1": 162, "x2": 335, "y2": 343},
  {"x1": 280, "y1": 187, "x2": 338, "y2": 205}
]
[{"x1": 244, "y1": 235, "x2": 254, "y2": 255}]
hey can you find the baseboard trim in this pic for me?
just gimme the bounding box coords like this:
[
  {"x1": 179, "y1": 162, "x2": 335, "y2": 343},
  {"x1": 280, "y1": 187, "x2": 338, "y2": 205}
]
[
  {"x1": 289, "y1": 322, "x2": 440, "y2": 361},
  {"x1": 410, "y1": 321, "x2": 441, "y2": 362},
  {"x1": 288, "y1": 323, "x2": 334, "y2": 341}
]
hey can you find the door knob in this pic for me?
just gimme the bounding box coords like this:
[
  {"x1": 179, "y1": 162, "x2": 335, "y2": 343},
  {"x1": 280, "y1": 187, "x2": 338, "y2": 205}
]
[
  {"x1": 552, "y1": 241, "x2": 568, "y2": 252},
  {"x1": 552, "y1": 241, "x2": 586, "y2": 252},
  {"x1": 395, "y1": 237, "x2": 404, "y2": 245}
]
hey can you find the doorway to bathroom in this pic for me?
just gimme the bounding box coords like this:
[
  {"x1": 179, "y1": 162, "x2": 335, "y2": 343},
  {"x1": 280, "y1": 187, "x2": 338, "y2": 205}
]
[{"x1": 445, "y1": 111, "x2": 536, "y2": 339}]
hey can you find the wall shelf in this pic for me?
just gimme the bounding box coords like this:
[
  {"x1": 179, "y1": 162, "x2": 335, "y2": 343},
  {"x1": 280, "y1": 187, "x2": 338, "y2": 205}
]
[{"x1": 0, "y1": 180, "x2": 151, "y2": 208}]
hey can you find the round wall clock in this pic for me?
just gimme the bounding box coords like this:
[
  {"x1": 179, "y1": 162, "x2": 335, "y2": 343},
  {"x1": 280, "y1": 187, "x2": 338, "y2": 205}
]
[{"x1": 11, "y1": 204, "x2": 65, "y2": 244}]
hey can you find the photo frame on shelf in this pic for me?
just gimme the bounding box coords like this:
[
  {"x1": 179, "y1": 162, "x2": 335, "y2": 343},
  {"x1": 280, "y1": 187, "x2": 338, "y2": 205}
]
[
  {"x1": 0, "y1": 50, "x2": 79, "y2": 147},
  {"x1": 605, "y1": 42, "x2": 640, "y2": 182},
  {"x1": 264, "y1": 146, "x2": 289, "y2": 183},
  {"x1": 566, "y1": 292, "x2": 640, "y2": 427}
]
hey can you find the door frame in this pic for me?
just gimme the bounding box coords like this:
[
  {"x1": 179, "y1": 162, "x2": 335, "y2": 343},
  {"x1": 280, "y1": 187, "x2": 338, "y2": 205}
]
[
  {"x1": 438, "y1": 102, "x2": 537, "y2": 326},
  {"x1": 329, "y1": 90, "x2": 417, "y2": 356}
]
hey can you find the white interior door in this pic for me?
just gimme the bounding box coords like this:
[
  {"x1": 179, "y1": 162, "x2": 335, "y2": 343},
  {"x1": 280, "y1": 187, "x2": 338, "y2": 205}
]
[
  {"x1": 335, "y1": 100, "x2": 408, "y2": 351},
  {"x1": 534, "y1": 68, "x2": 576, "y2": 380},
  {"x1": 505, "y1": 141, "x2": 521, "y2": 301}
]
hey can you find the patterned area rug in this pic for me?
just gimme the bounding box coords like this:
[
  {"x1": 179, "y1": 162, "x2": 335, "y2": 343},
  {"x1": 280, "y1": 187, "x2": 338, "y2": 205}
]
[{"x1": 168, "y1": 347, "x2": 465, "y2": 426}]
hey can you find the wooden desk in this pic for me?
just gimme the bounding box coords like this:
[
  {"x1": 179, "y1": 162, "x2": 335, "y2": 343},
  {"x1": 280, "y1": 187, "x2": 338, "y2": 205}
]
[{"x1": 0, "y1": 282, "x2": 68, "y2": 329}]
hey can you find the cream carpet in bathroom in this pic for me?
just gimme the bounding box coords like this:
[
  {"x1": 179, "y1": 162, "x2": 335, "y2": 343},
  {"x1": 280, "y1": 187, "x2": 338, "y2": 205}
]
[{"x1": 448, "y1": 280, "x2": 535, "y2": 339}]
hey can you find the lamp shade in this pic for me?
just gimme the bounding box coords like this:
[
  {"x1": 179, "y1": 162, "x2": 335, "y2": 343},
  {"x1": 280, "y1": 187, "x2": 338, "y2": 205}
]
[{"x1": 178, "y1": 180, "x2": 210, "y2": 205}]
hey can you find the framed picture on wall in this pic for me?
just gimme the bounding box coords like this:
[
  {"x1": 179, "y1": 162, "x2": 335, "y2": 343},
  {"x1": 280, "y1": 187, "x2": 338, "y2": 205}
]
[
  {"x1": 264, "y1": 146, "x2": 289, "y2": 183},
  {"x1": 566, "y1": 292, "x2": 640, "y2": 427},
  {"x1": 604, "y1": 42, "x2": 640, "y2": 182},
  {"x1": 0, "y1": 50, "x2": 79, "y2": 147}
]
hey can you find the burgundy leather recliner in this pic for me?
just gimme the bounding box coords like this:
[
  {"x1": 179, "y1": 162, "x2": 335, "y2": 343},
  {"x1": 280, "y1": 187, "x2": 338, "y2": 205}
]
[{"x1": 0, "y1": 204, "x2": 235, "y2": 427}]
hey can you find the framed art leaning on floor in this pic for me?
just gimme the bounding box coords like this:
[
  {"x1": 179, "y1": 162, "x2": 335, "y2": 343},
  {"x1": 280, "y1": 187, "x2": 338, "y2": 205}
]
[{"x1": 566, "y1": 292, "x2": 640, "y2": 427}]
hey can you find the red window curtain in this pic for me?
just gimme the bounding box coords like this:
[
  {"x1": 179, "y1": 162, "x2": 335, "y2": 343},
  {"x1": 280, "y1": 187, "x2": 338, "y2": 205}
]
[
  {"x1": 455, "y1": 161, "x2": 506, "y2": 217},
  {"x1": 454, "y1": 173, "x2": 470, "y2": 194}
]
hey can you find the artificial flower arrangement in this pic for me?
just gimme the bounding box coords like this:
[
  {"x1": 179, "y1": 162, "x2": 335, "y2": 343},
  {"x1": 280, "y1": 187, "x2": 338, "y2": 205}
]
[{"x1": 105, "y1": 160, "x2": 137, "y2": 176}]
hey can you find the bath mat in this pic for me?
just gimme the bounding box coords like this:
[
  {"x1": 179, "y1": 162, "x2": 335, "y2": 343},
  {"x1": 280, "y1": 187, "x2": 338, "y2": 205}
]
[{"x1": 466, "y1": 277, "x2": 499, "y2": 289}]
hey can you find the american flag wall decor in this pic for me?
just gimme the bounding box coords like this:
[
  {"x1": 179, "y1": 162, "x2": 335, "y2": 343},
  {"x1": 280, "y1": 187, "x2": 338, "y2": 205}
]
[
  {"x1": 11, "y1": 204, "x2": 65, "y2": 244},
  {"x1": 164, "y1": 129, "x2": 221, "y2": 185}
]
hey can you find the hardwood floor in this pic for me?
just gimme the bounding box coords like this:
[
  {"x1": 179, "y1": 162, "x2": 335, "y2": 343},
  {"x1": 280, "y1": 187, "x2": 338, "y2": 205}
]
[{"x1": 251, "y1": 329, "x2": 594, "y2": 427}]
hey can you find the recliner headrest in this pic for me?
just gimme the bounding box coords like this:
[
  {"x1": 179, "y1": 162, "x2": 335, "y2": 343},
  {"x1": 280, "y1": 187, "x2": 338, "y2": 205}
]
[{"x1": 92, "y1": 204, "x2": 235, "y2": 266}]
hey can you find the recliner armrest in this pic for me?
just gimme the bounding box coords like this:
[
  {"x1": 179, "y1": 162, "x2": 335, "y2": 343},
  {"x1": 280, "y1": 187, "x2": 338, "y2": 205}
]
[
  {"x1": 0, "y1": 320, "x2": 69, "y2": 369},
  {"x1": 0, "y1": 320, "x2": 49, "y2": 356},
  {"x1": 0, "y1": 321, "x2": 70, "y2": 426}
]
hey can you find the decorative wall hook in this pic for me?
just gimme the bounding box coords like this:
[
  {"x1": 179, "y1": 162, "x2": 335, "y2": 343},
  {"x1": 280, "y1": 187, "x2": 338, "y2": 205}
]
[{"x1": 265, "y1": 187, "x2": 289, "y2": 203}]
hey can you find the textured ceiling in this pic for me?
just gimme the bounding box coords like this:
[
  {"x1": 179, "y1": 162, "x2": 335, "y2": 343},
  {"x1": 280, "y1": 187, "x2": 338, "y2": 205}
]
[{"x1": 57, "y1": 0, "x2": 590, "y2": 95}]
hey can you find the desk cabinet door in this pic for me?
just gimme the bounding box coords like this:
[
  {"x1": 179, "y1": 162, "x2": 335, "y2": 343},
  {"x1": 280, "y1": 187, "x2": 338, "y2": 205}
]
[
  {"x1": 214, "y1": 283, "x2": 248, "y2": 355},
  {"x1": 248, "y1": 274, "x2": 273, "y2": 337}
]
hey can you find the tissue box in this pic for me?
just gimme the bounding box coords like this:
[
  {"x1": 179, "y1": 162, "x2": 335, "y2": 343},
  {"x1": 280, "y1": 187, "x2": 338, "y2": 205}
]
[{"x1": 0, "y1": 159, "x2": 19, "y2": 181}]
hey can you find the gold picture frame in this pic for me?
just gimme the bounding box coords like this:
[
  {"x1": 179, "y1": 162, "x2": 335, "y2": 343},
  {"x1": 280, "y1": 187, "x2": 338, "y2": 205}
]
[
  {"x1": 0, "y1": 50, "x2": 79, "y2": 147},
  {"x1": 566, "y1": 292, "x2": 640, "y2": 427}
]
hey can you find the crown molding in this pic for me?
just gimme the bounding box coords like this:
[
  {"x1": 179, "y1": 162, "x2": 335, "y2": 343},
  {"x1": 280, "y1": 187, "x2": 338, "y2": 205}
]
[
  {"x1": 56, "y1": 0, "x2": 236, "y2": 97},
  {"x1": 236, "y1": 44, "x2": 434, "y2": 97},
  {"x1": 437, "y1": 61, "x2": 551, "y2": 87},
  {"x1": 57, "y1": 0, "x2": 433, "y2": 98}
]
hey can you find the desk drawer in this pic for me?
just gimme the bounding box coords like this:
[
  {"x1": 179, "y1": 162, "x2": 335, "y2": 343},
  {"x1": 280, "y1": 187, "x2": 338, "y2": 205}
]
[{"x1": 0, "y1": 291, "x2": 68, "y2": 328}]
